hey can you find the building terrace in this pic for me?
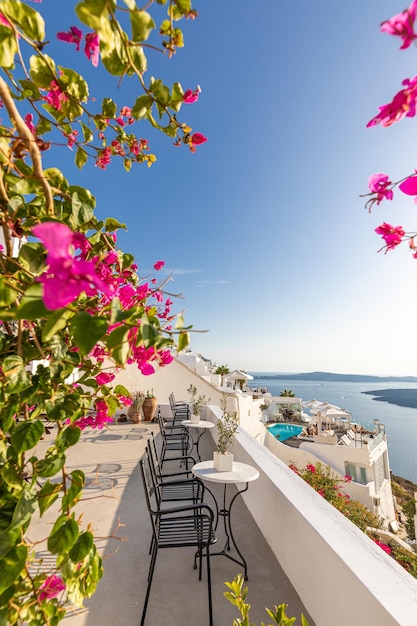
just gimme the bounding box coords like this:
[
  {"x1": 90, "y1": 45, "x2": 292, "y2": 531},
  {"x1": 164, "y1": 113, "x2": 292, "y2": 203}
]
[{"x1": 29, "y1": 403, "x2": 417, "y2": 626}]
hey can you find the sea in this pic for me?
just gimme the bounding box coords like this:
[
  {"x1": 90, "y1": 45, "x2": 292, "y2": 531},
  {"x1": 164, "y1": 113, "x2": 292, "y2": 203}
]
[{"x1": 249, "y1": 376, "x2": 417, "y2": 484}]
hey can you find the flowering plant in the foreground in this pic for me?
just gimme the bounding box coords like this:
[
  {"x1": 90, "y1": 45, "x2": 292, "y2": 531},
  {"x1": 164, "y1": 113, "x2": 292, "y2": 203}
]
[
  {"x1": 363, "y1": 0, "x2": 417, "y2": 257},
  {"x1": 225, "y1": 574, "x2": 309, "y2": 626},
  {"x1": 0, "y1": 0, "x2": 203, "y2": 623}
]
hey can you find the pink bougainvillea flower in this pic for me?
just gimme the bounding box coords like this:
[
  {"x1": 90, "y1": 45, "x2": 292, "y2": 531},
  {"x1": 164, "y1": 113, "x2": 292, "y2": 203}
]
[
  {"x1": 368, "y1": 173, "x2": 393, "y2": 204},
  {"x1": 32, "y1": 222, "x2": 114, "y2": 310},
  {"x1": 45, "y1": 80, "x2": 68, "y2": 111},
  {"x1": 95, "y1": 372, "x2": 115, "y2": 386},
  {"x1": 85, "y1": 32, "x2": 100, "y2": 67},
  {"x1": 399, "y1": 172, "x2": 417, "y2": 202},
  {"x1": 24, "y1": 113, "x2": 36, "y2": 135},
  {"x1": 154, "y1": 260, "x2": 164, "y2": 271},
  {"x1": 57, "y1": 26, "x2": 83, "y2": 51},
  {"x1": 95, "y1": 147, "x2": 112, "y2": 170},
  {"x1": 367, "y1": 76, "x2": 417, "y2": 128},
  {"x1": 375, "y1": 222, "x2": 405, "y2": 251},
  {"x1": 38, "y1": 575, "x2": 66, "y2": 602},
  {"x1": 190, "y1": 132, "x2": 207, "y2": 146},
  {"x1": 62, "y1": 129, "x2": 78, "y2": 149},
  {"x1": 0, "y1": 12, "x2": 11, "y2": 28},
  {"x1": 380, "y1": 0, "x2": 417, "y2": 49},
  {"x1": 373, "y1": 539, "x2": 392, "y2": 555},
  {"x1": 183, "y1": 86, "x2": 201, "y2": 104},
  {"x1": 68, "y1": 400, "x2": 113, "y2": 430}
]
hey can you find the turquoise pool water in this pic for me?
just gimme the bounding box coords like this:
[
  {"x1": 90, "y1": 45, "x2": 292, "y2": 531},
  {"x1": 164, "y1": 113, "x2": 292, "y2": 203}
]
[{"x1": 268, "y1": 423, "x2": 303, "y2": 442}]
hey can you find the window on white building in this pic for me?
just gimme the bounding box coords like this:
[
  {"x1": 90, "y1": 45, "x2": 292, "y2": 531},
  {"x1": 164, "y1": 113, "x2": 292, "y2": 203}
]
[{"x1": 345, "y1": 463, "x2": 367, "y2": 485}]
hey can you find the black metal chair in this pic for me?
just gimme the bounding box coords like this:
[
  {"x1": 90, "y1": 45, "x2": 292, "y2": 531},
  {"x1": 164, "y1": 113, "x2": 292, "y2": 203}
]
[
  {"x1": 169, "y1": 391, "x2": 189, "y2": 413},
  {"x1": 157, "y1": 411, "x2": 191, "y2": 461},
  {"x1": 146, "y1": 436, "x2": 204, "y2": 506},
  {"x1": 140, "y1": 452, "x2": 217, "y2": 626}
]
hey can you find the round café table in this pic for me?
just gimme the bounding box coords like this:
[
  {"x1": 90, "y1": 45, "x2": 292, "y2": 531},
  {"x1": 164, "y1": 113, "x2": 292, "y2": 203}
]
[
  {"x1": 192, "y1": 460, "x2": 259, "y2": 579},
  {"x1": 181, "y1": 419, "x2": 214, "y2": 461}
]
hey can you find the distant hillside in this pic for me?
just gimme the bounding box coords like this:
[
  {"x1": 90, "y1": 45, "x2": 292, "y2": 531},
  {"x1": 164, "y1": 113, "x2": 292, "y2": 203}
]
[{"x1": 251, "y1": 371, "x2": 417, "y2": 383}]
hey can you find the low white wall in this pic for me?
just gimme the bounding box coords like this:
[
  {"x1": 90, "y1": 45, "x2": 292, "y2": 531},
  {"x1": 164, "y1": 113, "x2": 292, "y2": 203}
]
[{"x1": 207, "y1": 406, "x2": 417, "y2": 626}]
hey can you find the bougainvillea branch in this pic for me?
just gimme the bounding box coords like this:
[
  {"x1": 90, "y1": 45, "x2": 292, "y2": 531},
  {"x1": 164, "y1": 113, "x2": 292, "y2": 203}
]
[{"x1": 0, "y1": 0, "x2": 199, "y2": 623}]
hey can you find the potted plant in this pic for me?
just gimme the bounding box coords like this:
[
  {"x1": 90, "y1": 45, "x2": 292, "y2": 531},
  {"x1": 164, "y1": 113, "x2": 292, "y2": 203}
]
[
  {"x1": 142, "y1": 389, "x2": 158, "y2": 422},
  {"x1": 128, "y1": 390, "x2": 145, "y2": 423},
  {"x1": 214, "y1": 394, "x2": 239, "y2": 471},
  {"x1": 187, "y1": 384, "x2": 210, "y2": 423}
]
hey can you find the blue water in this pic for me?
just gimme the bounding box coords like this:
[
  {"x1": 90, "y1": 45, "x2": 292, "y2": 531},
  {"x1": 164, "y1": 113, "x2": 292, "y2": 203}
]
[
  {"x1": 268, "y1": 423, "x2": 303, "y2": 442},
  {"x1": 250, "y1": 376, "x2": 417, "y2": 483}
]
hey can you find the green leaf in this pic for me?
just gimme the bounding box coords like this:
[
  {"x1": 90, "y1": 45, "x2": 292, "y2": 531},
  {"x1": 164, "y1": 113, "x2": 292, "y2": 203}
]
[
  {"x1": 130, "y1": 10, "x2": 155, "y2": 42},
  {"x1": 2, "y1": 355, "x2": 31, "y2": 394},
  {"x1": 149, "y1": 78, "x2": 170, "y2": 104},
  {"x1": 48, "y1": 516, "x2": 79, "y2": 554},
  {"x1": 15, "y1": 284, "x2": 49, "y2": 320},
  {"x1": 114, "y1": 383, "x2": 130, "y2": 397},
  {"x1": 69, "y1": 531, "x2": 94, "y2": 562},
  {"x1": 104, "y1": 217, "x2": 126, "y2": 231},
  {"x1": 0, "y1": 27, "x2": 17, "y2": 68},
  {"x1": 177, "y1": 331, "x2": 190, "y2": 352},
  {"x1": 139, "y1": 314, "x2": 159, "y2": 347},
  {"x1": 70, "y1": 312, "x2": 108, "y2": 355},
  {"x1": 62, "y1": 469, "x2": 84, "y2": 510},
  {"x1": 37, "y1": 480, "x2": 61, "y2": 516},
  {"x1": 0, "y1": 277, "x2": 16, "y2": 306},
  {"x1": 10, "y1": 484, "x2": 36, "y2": 532},
  {"x1": 11, "y1": 419, "x2": 44, "y2": 453},
  {"x1": 18, "y1": 78, "x2": 41, "y2": 100},
  {"x1": 55, "y1": 425, "x2": 81, "y2": 451},
  {"x1": 29, "y1": 54, "x2": 56, "y2": 88},
  {"x1": 131, "y1": 94, "x2": 153, "y2": 120},
  {"x1": 0, "y1": 545, "x2": 27, "y2": 594},
  {"x1": 80, "y1": 122, "x2": 93, "y2": 143},
  {"x1": 34, "y1": 452, "x2": 65, "y2": 478},
  {"x1": 129, "y1": 45, "x2": 148, "y2": 74},
  {"x1": 59, "y1": 66, "x2": 89, "y2": 102},
  {"x1": 105, "y1": 324, "x2": 130, "y2": 365},
  {"x1": 102, "y1": 97, "x2": 117, "y2": 118},
  {"x1": 123, "y1": 0, "x2": 136, "y2": 8},
  {"x1": 0, "y1": 0, "x2": 45, "y2": 41},
  {"x1": 75, "y1": 147, "x2": 88, "y2": 170},
  {"x1": 19, "y1": 242, "x2": 46, "y2": 274},
  {"x1": 75, "y1": 0, "x2": 108, "y2": 30},
  {"x1": 42, "y1": 308, "x2": 75, "y2": 342},
  {"x1": 44, "y1": 167, "x2": 69, "y2": 192}
]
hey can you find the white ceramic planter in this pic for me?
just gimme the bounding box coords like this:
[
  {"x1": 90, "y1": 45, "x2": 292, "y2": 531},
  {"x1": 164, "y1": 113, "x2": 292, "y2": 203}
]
[
  {"x1": 191, "y1": 414, "x2": 200, "y2": 424},
  {"x1": 213, "y1": 451, "x2": 234, "y2": 472}
]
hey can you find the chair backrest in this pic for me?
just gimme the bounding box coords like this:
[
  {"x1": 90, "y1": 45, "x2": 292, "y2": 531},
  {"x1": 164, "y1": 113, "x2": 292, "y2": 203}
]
[
  {"x1": 169, "y1": 392, "x2": 175, "y2": 410},
  {"x1": 140, "y1": 450, "x2": 159, "y2": 511}
]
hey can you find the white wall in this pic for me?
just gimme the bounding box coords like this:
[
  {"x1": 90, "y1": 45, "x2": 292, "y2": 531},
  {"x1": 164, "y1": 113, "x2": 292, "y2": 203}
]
[{"x1": 206, "y1": 406, "x2": 417, "y2": 626}]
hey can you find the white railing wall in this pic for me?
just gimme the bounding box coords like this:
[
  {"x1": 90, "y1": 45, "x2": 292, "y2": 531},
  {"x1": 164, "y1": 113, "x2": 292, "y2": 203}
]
[{"x1": 206, "y1": 405, "x2": 417, "y2": 626}]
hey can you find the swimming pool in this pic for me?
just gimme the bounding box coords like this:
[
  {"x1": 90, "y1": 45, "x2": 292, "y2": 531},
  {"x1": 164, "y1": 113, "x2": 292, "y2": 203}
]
[{"x1": 267, "y1": 423, "x2": 303, "y2": 442}]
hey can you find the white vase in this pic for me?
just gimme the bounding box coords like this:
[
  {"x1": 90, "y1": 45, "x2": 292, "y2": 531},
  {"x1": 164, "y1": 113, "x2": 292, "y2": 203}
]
[
  {"x1": 191, "y1": 414, "x2": 200, "y2": 424},
  {"x1": 213, "y1": 451, "x2": 234, "y2": 472}
]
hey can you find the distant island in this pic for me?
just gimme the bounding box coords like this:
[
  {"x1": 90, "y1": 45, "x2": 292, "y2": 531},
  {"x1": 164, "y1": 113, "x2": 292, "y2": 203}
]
[
  {"x1": 251, "y1": 371, "x2": 417, "y2": 383},
  {"x1": 362, "y1": 389, "x2": 417, "y2": 409}
]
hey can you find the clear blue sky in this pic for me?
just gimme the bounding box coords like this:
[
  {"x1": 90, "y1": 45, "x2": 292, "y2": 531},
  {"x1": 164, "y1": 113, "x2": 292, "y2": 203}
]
[{"x1": 37, "y1": 1, "x2": 417, "y2": 376}]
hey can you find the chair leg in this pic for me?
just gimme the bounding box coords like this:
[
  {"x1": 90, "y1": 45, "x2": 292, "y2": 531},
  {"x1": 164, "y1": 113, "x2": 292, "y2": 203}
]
[
  {"x1": 206, "y1": 548, "x2": 213, "y2": 626},
  {"x1": 141, "y1": 543, "x2": 158, "y2": 626}
]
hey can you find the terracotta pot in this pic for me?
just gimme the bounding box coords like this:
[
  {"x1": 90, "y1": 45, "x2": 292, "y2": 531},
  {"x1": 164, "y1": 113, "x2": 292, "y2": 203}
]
[
  {"x1": 142, "y1": 397, "x2": 157, "y2": 422},
  {"x1": 131, "y1": 413, "x2": 142, "y2": 424},
  {"x1": 127, "y1": 404, "x2": 141, "y2": 420}
]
